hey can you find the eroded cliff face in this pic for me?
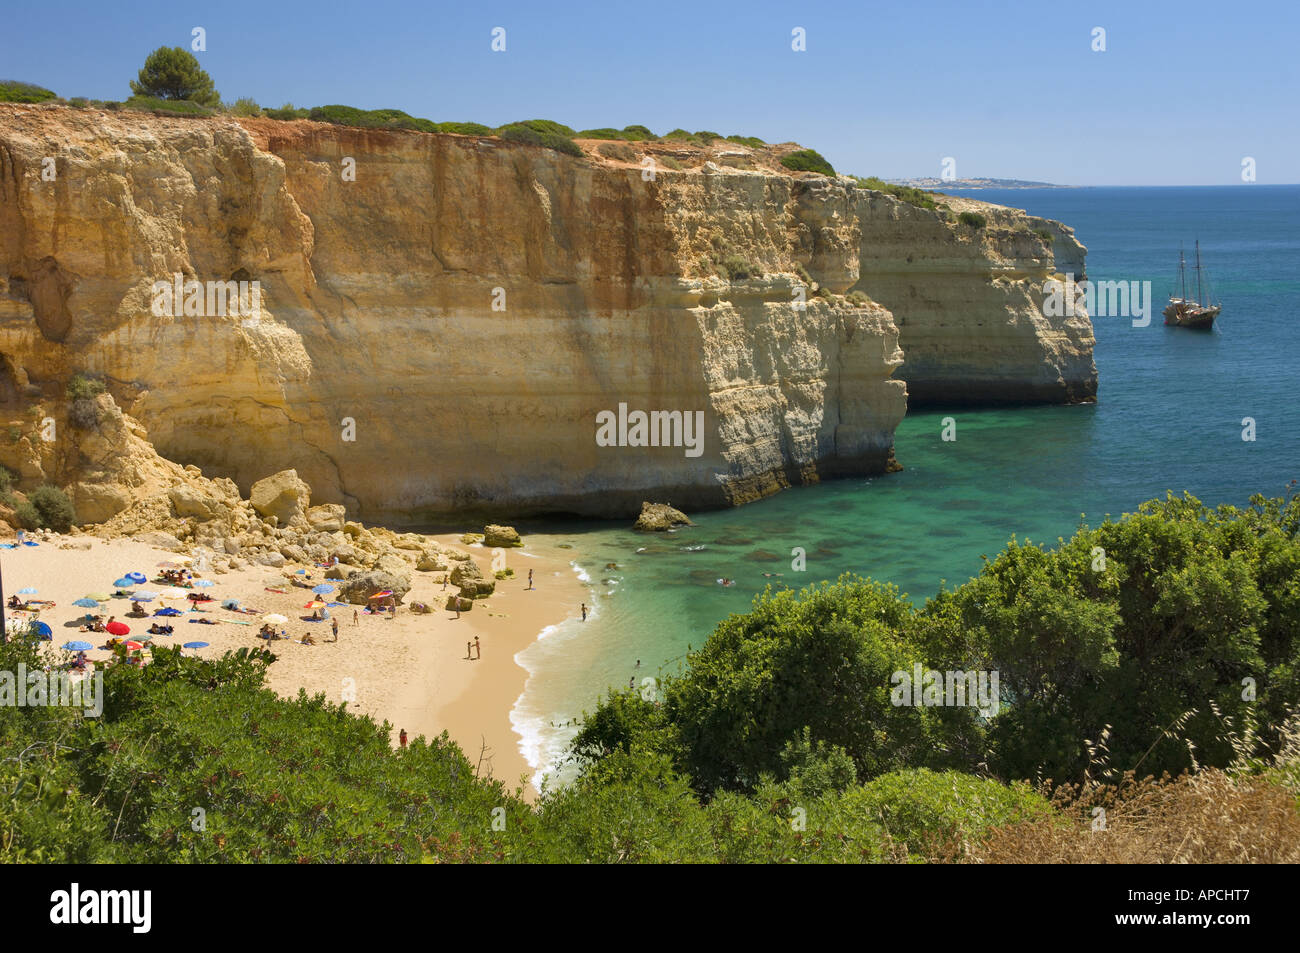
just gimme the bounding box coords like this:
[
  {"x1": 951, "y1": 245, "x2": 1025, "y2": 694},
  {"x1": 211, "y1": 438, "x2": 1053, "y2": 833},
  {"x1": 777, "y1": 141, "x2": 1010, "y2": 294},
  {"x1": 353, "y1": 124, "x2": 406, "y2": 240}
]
[
  {"x1": 0, "y1": 105, "x2": 1089, "y2": 523},
  {"x1": 854, "y1": 193, "x2": 1096, "y2": 405}
]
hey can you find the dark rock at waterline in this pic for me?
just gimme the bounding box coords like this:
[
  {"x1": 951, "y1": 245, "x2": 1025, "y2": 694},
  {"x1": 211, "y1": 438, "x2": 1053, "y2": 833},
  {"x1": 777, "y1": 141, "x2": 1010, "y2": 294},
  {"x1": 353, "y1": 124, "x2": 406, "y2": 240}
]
[{"x1": 633, "y1": 501, "x2": 694, "y2": 532}]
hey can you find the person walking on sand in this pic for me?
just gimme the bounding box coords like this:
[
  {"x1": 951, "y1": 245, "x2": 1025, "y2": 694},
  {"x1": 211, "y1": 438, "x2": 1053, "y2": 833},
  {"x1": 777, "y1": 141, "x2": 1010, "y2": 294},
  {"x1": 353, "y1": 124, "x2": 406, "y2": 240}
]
[
  {"x1": 581, "y1": 603, "x2": 587, "y2": 621},
  {"x1": 330, "y1": 617, "x2": 339, "y2": 642},
  {"x1": 473, "y1": 636, "x2": 481, "y2": 660},
  {"x1": 527, "y1": 569, "x2": 534, "y2": 590},
  {"x1": 399, "y1": 728, "x2": 408, "y2": 749},
  {"x1": 353, "y1": 608, "x2": 359, "y2": 626},
  {"x1": 466, "y1": 641, "x2": 473, "y2": 660}
]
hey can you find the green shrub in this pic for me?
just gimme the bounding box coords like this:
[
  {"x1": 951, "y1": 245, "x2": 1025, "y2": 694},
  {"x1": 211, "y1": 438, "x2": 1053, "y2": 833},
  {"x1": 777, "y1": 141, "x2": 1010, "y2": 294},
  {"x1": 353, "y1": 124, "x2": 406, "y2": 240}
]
[
  {"x1": 129, "y1": 47, "x2": 220, "y2": 105},
  {"x1": 694, "y1": 130, "x2": 721, "y2": 142},
  {"x1": 0, "y1": 466, "x2": 12, "y2": 493},
  {"x1": 958, "y1": 211, "x2": 988, "y2": 228},
  {"x1": 725, "y1": 134, "x2": 766, "y2": 148},
  {"x1": 498, "y1": 123, "x2": 583, "y2": 157},
  {"x1": 663, "y1": 128, "x2": 700, "y2": 144},
  {"x1": 1034, "y1": 228, "x2": 1053, "y2": 242},
  {"x1": 264, "y1": 103, "x2": 309, "y2": 120},
  {"x1": 229, "y1": 97, "x2": 262, "y2": 117},
  {"x1": 435, "y1": 121, "x2": 493, "y2": 136},
  {"x1": 780, "y1": 149, "x2": 835, "y2": 176},
  {"x1": 846, "y1": 290, "x2": 871, "y2": 308},
  {"x1": 0, "y1": 80, "x2": 58, "y2": 103},
  {"x1": 19, "y1": 485, "x2": 76, "y2": 532},
  {"x1": 720, "y1": 254, "x2": 762, "y2": 281},
  {"x1": 577, "y1": 127, "x2": 623, "y2": 140},
  {"x1": 498, "y1": 118, "x2": 576, "y2": 138},
  {"x1": 659, "y1": 156, "x2": 683, "y2": 170},
  {"x1": 65, "y1": 374, "x2": 105, "y2": 401},
  {"x1": 620, "y1": 125, "x2": 657, "y2": 141}
]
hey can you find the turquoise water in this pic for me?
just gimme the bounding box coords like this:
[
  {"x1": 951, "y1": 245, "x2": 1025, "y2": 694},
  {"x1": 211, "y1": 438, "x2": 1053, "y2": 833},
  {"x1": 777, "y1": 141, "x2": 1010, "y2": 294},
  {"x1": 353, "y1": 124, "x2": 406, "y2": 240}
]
[{"x1": 511, "y1": 185, "x2": 1300, "y2": 785}]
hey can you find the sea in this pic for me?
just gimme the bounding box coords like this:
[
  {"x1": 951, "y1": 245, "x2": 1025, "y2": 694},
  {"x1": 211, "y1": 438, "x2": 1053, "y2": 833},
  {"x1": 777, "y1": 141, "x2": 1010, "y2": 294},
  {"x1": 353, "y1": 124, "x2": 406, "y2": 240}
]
[{"x1": 506, "y1": 185, "x2": 1300, "y2": 788}]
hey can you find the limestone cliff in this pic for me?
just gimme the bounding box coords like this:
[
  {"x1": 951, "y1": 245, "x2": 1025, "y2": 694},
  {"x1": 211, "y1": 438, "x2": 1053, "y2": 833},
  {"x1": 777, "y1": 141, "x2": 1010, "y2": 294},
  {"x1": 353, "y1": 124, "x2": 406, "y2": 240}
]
[{"x1": 0, "y1": 104, "x2": 1091, "y2": 523}]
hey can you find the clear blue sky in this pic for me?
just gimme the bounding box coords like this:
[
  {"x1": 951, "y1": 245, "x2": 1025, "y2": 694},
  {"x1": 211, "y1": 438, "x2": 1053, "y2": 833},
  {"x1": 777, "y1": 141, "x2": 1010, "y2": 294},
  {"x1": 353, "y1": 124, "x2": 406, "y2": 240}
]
[{"x1": 3, "y1": 0, "x2": 1296, "y2": 185}]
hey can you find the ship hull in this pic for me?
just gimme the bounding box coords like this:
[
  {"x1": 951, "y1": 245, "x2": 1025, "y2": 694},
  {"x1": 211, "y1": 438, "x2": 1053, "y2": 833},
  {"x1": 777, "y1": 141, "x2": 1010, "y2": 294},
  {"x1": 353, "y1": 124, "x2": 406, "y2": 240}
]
[{"x1": 1163, "y1": 301, "x2": 1219, "y2": 330}]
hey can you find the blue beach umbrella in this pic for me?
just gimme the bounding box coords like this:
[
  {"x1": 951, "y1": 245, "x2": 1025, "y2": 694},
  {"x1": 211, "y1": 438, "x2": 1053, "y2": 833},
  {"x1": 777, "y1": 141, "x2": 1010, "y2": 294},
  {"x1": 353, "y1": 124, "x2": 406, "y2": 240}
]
[
  {"x1": 18, "y1": 586, "x2": 37, "y2": 594},
  {"x1": 73, "y1": 598, "x2": 99, "y2": 608},
  {"x1": 182, "y1": 641, "x2": 209, "y2": 649},
  {"x1": 125, "y1": 572, "x2": 147, "y2": 584},
  {"x1": 112, "y1": 577, "x2": 135, "y2": 588},
  {"x1": 194, "y1": 579, "x2": 215, "y2": 588},
  {"x1": 155, "y1": 607, "x2": 182, "y2": 617},
  {"x1": 221, "y1": 598, "x2": 242, "y2": 609},
  {"x1": 62, "y1": 640, "x2": 93, "y2": 651},
  {"x1": 32, "y1": 621, "x2": 52, "y2": 639},
  {"x1": 312, "y1": 583, "x2": 335, "y2": 595}
]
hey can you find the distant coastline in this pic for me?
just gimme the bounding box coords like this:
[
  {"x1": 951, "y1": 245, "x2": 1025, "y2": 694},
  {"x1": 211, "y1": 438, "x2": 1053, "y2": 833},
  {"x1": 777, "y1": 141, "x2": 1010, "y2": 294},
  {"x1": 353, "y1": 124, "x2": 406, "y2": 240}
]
[{"x1": 889, "y1": 176, "x2": 1067, "y2": 190}]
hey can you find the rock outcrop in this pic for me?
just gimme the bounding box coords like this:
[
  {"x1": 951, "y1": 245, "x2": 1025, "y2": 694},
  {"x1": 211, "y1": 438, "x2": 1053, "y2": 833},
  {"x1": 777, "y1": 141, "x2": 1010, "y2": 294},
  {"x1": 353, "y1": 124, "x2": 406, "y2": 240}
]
[
  {"x1": 0, "y1": 105, "x2": 1092, "y2": 521},
  {"x1": 633, "y1": 501, "x2": 694, "y2": 532},
  {"x1": 482, "y1": 524, "x2": 522, "y2": 548}
]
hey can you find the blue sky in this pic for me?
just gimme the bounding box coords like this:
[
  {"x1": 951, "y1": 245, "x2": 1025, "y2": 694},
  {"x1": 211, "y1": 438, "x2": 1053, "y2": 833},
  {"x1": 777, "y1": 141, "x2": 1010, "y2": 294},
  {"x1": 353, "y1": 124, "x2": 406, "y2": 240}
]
[{"x1": 3, "y1": 0, "x2": 1296, "y2": 185}]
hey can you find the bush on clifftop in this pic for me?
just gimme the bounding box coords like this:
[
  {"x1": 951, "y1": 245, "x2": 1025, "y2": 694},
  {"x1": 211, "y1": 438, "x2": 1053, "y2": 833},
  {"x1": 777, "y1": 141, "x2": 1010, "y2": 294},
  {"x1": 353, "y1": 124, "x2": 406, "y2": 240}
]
[
  {"x1": 780, "y1": 149, "x2": 835, "y2": 176},
  {"x1": 129, "y1": 47, "x2": 220, "y2": 106},
  {"x1": 0, "y1": 80, "x2": 58, "y2": 103}
]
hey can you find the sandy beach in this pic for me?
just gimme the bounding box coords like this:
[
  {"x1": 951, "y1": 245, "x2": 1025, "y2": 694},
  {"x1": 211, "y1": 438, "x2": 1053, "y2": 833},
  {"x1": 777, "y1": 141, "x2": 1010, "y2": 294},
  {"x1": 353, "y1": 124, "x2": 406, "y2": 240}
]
[{"x1": 4, "y1": 529, "x2": 586, "y2": 799}]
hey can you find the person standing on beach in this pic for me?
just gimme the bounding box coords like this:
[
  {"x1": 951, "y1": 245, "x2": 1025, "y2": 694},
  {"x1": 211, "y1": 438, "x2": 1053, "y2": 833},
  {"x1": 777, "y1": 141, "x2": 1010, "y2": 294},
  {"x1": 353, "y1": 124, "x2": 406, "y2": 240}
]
[
  {"x1": 581, "y1": 603, "x2": 587, "y2": 621},
  {"x1": 353, "y1": 608, "x2": 359, "y2": 626},
  {"x1": 466, "y1": 641, "x2": 473, "y2": 659},
  {"x1": 330, "y1": 617, "x2": 339, "y2": 642},
  {"x1": 473, "y1": 636, "x2": 481, "y2": 660},
  {"x1": 527, "y1": 569, "x2": 534, "y2": 590},
  {"x1": 399, "y1": 729, "x2": 408, "y2": 749}
]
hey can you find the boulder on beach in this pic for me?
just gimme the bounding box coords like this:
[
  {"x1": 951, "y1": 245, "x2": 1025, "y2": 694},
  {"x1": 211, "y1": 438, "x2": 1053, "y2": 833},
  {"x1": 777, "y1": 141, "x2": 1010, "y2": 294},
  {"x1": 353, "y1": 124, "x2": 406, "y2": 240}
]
[
  {"x1": 449, "y1": 559, "x2": 495, "y2": 598},
  {"x1": 339, "y1": 569, "x2": 411, "y2": 605},
  {"x1": 445, "y1": 593, "x2": 472, "y2": 612},
  {"x1": 483, "y1": 524, "x2": 522, "y2": 547},
  {"x1": 250, "y1": 469, "x2": 312, "y2": 526},
  {"x1": 633, "y1": 501, "x2": 694, "y2": 532}
]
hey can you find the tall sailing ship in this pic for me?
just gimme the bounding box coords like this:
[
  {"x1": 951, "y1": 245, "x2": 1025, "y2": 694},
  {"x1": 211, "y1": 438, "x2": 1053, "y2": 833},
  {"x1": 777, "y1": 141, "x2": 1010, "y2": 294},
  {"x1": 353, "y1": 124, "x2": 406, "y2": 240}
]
[{"x1": 1163, "y1": 240, "x2": 1220, "y2": 330}]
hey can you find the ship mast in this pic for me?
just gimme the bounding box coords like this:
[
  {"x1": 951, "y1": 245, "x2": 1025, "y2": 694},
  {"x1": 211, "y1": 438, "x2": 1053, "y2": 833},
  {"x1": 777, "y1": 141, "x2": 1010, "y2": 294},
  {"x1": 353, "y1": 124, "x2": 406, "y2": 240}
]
[
  {"x1": 1195, "y1": 240, "x2": 1203, "y2": 306},
  {"x1": 1179, "y1": 243, "x2": 1187, "y2": 300}
]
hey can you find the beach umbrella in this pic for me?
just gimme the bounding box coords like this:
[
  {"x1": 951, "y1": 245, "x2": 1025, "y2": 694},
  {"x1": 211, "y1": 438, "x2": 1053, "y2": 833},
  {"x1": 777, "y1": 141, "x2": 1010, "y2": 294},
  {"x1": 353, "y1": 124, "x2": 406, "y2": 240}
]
[
  {"x1": 124, "y1": 572, "x2": 147, "y2": 584},
  {"x1": 17, "y1": 586, "x2": 37, "y2": 594},
  {"x1": 327, "y1": 601, "x2": 347, "y2": 607},
  {"x1": 182, "y1": 641, "x2": 209, "y2": 649},
  {"x1": 105, "y1": 621, "x2": 130, "y2": 636},
  {"x1": 132, "y1": 591, "x2": 158, "y2": 602},
  {"x1": 85, "y1": 592, "x2": 110, "y2": 602},
  {"x1": 123, "y1": 640, "x2": 144, "y2": 652},
  {"x1": 262, "y1": 613, "x2": 288, "y2": 625},
  {"x1": 312, "y1": 583, "x2": 335, "y2": 595},
  {"x1": 73, "y1": 598, "x2": 99, "y2": 608},
  {"x1": 369, "y1": 590, "x2": 394, "y2": 600},
  {"x1": 194, "y1": 579, "x2": 214, "y2": 588},
  {"x1": 303, "y1": 600, "x2": 326, "y2": 609},
  {"x1": 155, "y1": 607, "x2": 183, "y2": 617},
  {"x1": 221, "y1": 598, "x2": 242, "y2": 610},
  {"x1": 294, "y1": 569, "x2": 307, "y2": 575},
  {"x1": 112, "y1": 577, "x2": 135, "y2": 588},
  {"x1": 31, "y1": 621, "x2": 52, "y2": 638},
  {"x1": 62, "y1": 641, "x2": 93, "y2": 651}
]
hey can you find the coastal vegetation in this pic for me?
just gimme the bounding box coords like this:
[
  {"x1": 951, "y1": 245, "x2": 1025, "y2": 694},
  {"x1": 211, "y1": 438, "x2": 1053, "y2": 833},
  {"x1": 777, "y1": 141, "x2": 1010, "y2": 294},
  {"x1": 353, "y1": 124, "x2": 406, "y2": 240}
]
[
  {"x1": 958, "y1": 211, "x2": 989, "y2": 228},
  {"x1": 3, "y1": 492, "x2": 1296, "y2": 863},
  {"x1": 779, "y1": 149, "x2": 836, "y2": 176},
  {"x1": 850, "y1": 175, "x2": 945, "y2": 210}
]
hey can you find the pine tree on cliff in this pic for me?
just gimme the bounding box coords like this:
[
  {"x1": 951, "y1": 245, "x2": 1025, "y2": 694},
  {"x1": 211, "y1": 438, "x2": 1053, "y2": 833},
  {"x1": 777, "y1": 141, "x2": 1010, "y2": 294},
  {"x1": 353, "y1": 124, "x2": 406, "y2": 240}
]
[{"x1": 129, "y1": 47, "x2": 220, "y2": 105}]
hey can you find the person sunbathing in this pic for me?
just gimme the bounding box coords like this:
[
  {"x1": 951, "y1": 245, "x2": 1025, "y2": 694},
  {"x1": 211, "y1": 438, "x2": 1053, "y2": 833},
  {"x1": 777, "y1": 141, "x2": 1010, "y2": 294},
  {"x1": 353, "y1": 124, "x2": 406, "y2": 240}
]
[
  {"x1": 7, "y1": 595, "x2": 21, "y2": 609},
  {"x1": 191, "y1": 617, "x2": 217, "y2": 625}
]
